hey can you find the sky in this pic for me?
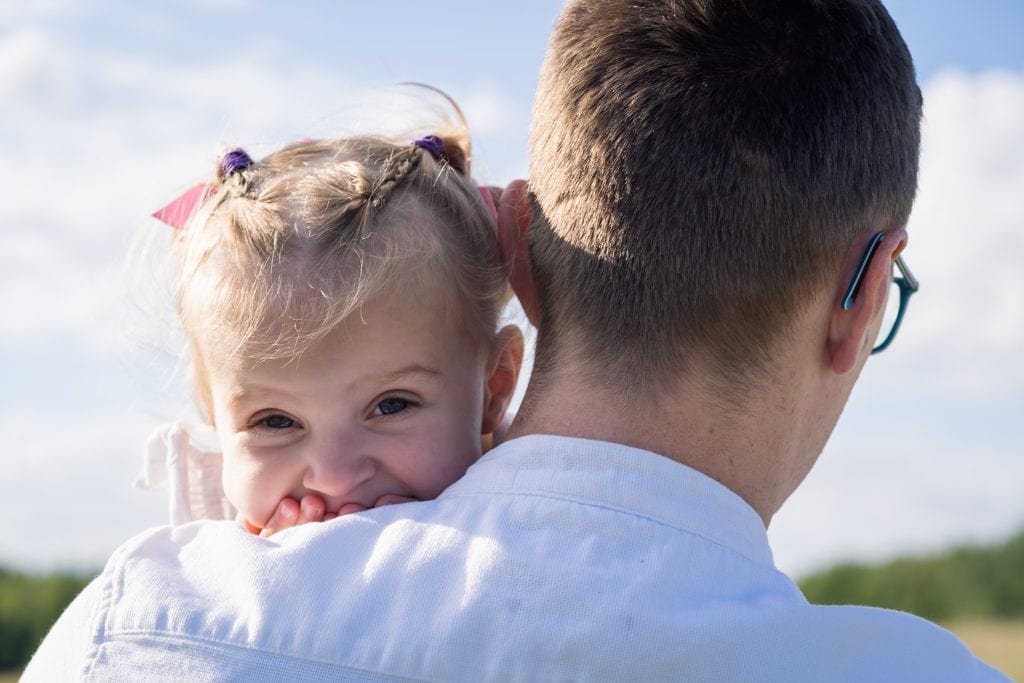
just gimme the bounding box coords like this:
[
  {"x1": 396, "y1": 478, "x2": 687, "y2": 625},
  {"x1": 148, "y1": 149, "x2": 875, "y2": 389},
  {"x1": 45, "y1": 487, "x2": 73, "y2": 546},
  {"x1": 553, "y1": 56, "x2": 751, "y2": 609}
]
[{"x1": 1, "y1": 1, "x2": 1022, "y2": 579}]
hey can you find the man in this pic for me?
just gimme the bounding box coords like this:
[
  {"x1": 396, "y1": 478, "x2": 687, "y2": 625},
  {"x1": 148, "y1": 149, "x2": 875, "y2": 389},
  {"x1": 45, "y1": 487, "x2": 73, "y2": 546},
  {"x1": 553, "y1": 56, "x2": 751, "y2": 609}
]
[{"x1": 26, "y1": 0, "x2": 1007, "y2": 679}]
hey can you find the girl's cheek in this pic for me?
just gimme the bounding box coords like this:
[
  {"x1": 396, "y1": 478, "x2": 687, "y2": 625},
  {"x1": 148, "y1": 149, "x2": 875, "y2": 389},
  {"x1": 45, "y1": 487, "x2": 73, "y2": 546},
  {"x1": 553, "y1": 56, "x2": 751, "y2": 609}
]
[
  {"x1": 221, "y1": 454, "x2": 268, "y2": 525},
  {"x1": 417, "y1": 438, "x2": 480, "y2": 499},
  {"x1": 220, "y1": 461, "x2": 247, "y2": 518}
]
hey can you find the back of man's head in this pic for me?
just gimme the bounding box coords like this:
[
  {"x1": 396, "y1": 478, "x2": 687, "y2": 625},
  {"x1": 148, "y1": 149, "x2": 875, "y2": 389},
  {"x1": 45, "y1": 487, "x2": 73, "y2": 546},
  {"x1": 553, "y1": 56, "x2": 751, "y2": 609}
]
[{"x1": 528, "y1": 0, "x2": 922, "y2": 400}]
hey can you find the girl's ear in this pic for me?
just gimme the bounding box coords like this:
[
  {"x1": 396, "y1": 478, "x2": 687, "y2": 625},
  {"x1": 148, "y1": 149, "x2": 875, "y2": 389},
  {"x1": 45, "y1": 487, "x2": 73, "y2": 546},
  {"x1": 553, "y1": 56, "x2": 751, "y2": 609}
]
[
  {"x1": 481, "y1": 325, "x2": 525, "y2": 437},
  {"x1": 828, "y1": 229, "x2": 907, "y2": 374}
]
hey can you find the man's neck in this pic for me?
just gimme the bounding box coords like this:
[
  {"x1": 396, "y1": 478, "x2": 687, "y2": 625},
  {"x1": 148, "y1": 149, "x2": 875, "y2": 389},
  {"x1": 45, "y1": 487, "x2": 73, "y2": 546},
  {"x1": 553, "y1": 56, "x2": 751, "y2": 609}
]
[{"x1": 508, "y1": 360, "x2": 832, "y2": 527}]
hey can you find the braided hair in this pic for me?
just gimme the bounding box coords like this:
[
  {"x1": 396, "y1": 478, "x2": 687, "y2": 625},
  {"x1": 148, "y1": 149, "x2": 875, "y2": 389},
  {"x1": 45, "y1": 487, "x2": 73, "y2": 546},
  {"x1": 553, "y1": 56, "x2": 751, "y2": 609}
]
[{"x1": 173, "y1": 129, "x2": 508, "y2": 419}]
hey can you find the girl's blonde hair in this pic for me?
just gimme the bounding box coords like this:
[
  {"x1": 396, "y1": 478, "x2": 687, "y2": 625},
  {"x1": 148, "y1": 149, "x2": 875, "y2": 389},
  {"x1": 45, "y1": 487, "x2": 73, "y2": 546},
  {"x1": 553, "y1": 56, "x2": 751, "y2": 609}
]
[{"x1": 174, "y1": 124, "x2": 508, "y2": 418}]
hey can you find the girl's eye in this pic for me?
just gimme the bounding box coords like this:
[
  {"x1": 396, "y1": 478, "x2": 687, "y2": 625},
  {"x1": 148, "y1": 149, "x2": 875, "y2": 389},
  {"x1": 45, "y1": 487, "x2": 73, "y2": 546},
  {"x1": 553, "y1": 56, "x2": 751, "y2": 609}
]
[
  {"x1": 376, "y1": 397, "x2": 410, "y2": 416},
  {"x1": 260, "y1": 414, "x2": 295, "y2": 429}
]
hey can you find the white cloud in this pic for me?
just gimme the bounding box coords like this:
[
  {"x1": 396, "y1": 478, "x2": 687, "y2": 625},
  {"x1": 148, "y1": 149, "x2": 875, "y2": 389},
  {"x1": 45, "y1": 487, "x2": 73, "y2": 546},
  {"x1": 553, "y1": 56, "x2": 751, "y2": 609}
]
[
  {"x1": 0, "y1": 410, "x2": 168, "y2": 570},
  {"x1": 458, "y1": 81, "x2": 531, "y2": 182},
  {"x1": 0, "y1": 230, "x2": 118, "y2": 344},
  {"x1": 892, "y1": 69, "x2": 1024, "y2": 398},
  {"x1": 0, "y1": 0, "x2": 78, "y2": 26},
  {"x1": 0, "y1": 25, "x2": 51, "y2": 101},
  {"x1": 459, "y1": 81, "x2": 523, "y2": 136}
]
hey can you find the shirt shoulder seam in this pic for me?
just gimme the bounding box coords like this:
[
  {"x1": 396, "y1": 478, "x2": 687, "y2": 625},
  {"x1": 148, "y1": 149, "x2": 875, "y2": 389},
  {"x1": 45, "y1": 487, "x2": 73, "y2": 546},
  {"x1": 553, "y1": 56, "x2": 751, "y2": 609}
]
[{"x1": 443, "y1": 488, "x2": 771, "y2": 568}]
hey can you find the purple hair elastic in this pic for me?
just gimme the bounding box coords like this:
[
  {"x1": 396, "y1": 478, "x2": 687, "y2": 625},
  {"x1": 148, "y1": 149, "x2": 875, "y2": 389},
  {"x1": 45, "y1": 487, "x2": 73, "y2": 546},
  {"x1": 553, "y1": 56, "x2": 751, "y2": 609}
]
[
  {"x1": 411, "y1": 135, "x2": 444, "y2": 160},
  {"x1": 219, "y1": 148, "x2": 253, "y2": 177}
]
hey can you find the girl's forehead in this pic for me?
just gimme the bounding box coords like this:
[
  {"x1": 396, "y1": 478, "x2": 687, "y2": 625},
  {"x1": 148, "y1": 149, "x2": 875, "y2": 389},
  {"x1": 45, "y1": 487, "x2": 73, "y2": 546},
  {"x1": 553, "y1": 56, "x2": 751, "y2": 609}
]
[
  {"x1": 204, "y1": 291, "x2": 487, "y2": 403},
  {"x1": 208, "y1": 286, "x2": 483, "y2": 375}
]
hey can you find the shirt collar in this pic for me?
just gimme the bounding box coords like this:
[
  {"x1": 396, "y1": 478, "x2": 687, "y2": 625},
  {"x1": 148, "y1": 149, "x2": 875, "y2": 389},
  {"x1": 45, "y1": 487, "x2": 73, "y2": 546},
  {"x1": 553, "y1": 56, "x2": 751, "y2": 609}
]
[{"x1": 444, "y1": 434, "x2": 775, "y2": 568}]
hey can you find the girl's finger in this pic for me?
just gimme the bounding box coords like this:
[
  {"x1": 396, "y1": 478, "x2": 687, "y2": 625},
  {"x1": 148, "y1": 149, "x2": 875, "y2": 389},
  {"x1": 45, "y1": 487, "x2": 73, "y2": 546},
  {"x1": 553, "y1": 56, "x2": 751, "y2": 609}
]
[{"x1": 258, "y1": 498, "x2": 300, "y2": 538}]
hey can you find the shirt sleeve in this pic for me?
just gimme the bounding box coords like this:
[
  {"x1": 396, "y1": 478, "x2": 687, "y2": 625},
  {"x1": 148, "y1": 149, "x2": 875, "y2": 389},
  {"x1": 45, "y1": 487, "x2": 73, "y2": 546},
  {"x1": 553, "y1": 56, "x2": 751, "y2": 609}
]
[{"x1": 21, "y1": 575, "x2": 104, "y2": 681}]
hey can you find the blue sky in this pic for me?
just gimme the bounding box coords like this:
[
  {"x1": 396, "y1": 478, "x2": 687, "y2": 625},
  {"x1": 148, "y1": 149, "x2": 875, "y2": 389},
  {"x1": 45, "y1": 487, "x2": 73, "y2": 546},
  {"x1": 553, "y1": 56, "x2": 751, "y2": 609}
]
[{"x1": 1, "y1": 1, "x2": 1022, "y2": 577}]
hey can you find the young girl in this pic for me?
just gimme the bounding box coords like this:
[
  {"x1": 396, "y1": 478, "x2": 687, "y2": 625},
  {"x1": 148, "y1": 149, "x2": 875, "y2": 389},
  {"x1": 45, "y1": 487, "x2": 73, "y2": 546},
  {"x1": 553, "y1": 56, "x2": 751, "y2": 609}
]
[{"x1": 137, "y1": 120, "x2": 524, "y2": 536}]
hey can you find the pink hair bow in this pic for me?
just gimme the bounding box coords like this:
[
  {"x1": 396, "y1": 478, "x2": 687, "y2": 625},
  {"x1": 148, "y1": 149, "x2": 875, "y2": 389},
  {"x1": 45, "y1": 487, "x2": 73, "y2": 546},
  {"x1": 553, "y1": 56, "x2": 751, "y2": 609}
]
[{"x1": 152, "y1": 182, "x2": 213, "y2": 230}]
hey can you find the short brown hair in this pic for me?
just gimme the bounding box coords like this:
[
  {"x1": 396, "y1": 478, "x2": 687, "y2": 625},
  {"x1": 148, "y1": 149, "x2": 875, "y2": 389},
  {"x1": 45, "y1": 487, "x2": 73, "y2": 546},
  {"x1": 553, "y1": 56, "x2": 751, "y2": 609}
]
[
  {"x1": 528, "y1": 0, "x2": 922, "y2": 396},
  {"x1": 175, "y1": 129, "x2": 506, "y2": 419}
]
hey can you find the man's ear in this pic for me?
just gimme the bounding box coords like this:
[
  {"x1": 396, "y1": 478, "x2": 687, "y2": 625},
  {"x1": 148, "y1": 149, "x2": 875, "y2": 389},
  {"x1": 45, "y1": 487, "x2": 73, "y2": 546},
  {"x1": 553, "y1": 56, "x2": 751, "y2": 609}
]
[
  {"x1": 481, "y1": 325, "x2": 525, "y2": 436},
  {"x1": 828, "y1": 229, "x2": 908, "y2": 374},
  {"x1": 497, "y1": 180, "x2": 540, "y2": 325}
]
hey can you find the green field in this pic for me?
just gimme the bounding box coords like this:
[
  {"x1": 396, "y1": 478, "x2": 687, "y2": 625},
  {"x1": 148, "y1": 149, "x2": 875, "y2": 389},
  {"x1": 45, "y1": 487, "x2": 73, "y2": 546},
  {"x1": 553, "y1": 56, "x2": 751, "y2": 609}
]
[{"x1": 945, "y1": 620, "x2": 1024, "y2": 680}]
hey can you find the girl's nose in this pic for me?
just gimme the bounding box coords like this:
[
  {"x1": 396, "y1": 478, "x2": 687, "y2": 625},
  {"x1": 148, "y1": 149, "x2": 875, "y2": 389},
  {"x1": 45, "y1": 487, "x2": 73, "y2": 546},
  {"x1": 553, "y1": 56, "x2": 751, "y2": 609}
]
[{"x1": 302, "y1": 435, "x2": 375, "y2": 498}]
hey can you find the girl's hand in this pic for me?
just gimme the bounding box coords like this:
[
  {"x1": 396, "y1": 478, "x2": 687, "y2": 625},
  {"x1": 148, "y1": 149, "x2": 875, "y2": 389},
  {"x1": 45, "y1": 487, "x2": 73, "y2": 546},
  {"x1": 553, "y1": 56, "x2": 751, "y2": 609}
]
[
  {"x1": 238, "y1": 494, "x2": 327, "y2": 537},
  {"x1": 240, "y1": 492, "x2": 420, "y2": 537}
]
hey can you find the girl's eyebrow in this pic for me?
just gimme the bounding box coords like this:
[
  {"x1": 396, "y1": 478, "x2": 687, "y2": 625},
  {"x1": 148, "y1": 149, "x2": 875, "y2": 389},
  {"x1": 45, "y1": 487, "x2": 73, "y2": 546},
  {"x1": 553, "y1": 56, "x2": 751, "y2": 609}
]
[
  {"x1": 227, "y1": 365, "x2": 443, "y2": 408},
  {"x1": 376, "y1": 364, "x2": 444, "y2": 386},
  {"x1": 227, "y1": 385, "x2": 299, "y2": 409}
]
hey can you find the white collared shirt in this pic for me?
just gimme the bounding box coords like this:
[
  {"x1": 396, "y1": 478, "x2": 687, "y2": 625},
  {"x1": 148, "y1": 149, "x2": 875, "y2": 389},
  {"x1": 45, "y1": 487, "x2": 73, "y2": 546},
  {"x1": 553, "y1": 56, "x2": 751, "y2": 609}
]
[{"x1": 25, "y1": 435, "x2": 1007, "y2": 681}]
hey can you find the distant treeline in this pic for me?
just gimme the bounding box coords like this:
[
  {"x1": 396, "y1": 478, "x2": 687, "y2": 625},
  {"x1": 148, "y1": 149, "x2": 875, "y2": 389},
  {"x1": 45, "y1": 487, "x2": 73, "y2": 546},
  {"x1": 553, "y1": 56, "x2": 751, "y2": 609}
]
[
  {"x1": 0, "y1": 567, "x2": 96, "y2": 669},
  {"x1": 1, "y1": 528, "x2": 1022, "y2": 670},
  {"x1": 800, "y1": 527, "x2": 1024, "y2": 621}
]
